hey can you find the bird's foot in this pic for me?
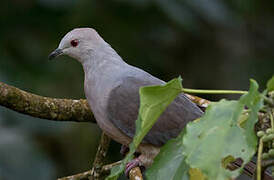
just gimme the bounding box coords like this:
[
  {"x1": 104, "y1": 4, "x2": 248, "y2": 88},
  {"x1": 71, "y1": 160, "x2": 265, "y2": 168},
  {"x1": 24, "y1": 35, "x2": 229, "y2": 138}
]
[
  {"x1": 120, "y1": 145, "x2": 141, "y2": 157},
  {"x1": 120, "y1": 145, "x2": 129, "y2": 157},
  {"x1": 125, "y1": 158, "x2": 145, "y2": 178}
]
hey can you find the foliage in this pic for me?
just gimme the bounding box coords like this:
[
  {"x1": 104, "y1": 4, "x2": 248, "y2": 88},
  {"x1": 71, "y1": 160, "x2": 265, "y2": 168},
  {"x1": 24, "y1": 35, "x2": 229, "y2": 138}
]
[
  {"x1": 267, "y1": 76, "x2": 274, "y2": 92},
  {"x1": 257, "y1": 75, "x2": 274, "y2": 178},
  {"x1": 181, "y1": 80, "x2": 262, "y2": 180},
  {"x1": 107, "y1": 77, "x2": 274, "y2": 180}
]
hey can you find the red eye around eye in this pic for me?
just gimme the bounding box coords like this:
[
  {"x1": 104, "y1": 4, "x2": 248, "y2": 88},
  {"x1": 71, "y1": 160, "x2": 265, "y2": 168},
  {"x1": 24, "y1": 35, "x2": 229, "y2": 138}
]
[{"x1": 70, "y1": 40, "x2": 78, "y2": 47}]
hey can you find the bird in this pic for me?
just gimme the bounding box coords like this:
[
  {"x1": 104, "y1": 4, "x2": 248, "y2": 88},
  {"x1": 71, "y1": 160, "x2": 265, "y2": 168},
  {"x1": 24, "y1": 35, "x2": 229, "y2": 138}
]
[{"x1": 49, "y1": 28, "x2": 203, "y2": 176}]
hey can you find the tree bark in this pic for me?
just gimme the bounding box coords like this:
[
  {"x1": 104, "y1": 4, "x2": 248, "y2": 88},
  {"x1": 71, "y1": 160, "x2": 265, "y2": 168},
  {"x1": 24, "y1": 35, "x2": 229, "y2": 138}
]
[{"x1": 0, "y1": 81, "x2": 95, "y2": 123}]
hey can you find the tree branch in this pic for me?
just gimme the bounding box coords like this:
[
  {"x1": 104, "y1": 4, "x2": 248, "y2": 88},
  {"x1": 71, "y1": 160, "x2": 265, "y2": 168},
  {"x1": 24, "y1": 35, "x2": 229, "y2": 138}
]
[
  {"x1": 56, "y1": 161, "x2": 122, "y2": 180},
  {"x1": 0, "y1": 81, "x2": 95, "y2": 123},
  {"x1": 90, "y1": 132, "x2": 111, "y2": 179}
]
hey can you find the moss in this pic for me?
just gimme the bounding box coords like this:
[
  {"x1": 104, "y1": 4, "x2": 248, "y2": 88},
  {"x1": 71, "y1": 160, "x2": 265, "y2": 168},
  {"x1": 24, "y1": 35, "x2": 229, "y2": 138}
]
[{"x1": 0, "y1": 81, "x2": 95, "y2": 123}]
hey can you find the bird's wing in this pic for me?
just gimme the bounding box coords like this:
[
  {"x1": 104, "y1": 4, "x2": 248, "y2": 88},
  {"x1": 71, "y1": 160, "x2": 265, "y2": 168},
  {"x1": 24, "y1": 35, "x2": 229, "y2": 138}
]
[{"x1": 106, "y1": 68, "x2": 203, "y2": 146}]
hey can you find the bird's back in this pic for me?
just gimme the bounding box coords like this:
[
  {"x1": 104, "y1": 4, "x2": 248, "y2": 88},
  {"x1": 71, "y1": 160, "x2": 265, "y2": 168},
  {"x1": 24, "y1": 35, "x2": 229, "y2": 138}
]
[{"x1": 106, "y1": 65, "x2": 203, "y2": 146}]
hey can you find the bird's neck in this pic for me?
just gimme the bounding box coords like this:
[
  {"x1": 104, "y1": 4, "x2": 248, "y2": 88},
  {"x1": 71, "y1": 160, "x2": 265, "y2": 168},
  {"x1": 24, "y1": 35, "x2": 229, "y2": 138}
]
[
  {"x1": 81, "y1": 42, "x2": 127, "y2": 107},
  {"x1": 81, "y1": 42, "x2": 127, "y2": 78}
]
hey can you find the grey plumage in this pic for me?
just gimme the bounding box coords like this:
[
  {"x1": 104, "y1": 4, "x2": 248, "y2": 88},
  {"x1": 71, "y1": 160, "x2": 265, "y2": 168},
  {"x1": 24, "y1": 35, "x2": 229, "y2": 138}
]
[
  {"x1": 50, "y1": 27, "x2": 203, "y2": 167},
  {"x1": 106, "y1": 67, "x2": 203, "y2": 146}
]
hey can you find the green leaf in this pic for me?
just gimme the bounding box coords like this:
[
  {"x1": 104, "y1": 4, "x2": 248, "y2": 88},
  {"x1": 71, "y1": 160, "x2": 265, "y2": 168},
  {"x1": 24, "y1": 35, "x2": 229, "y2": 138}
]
[
  {"x1": 106, "y1": 77, "x2": 183, "y2": 180},
  {"x1": 134, "y1": 77, "x2": 183, "y2": 145},
  {"x1": 145, "y1": 130, "x2": 190, "y2": 180},
  {"x1": 266, "y1": 75, "x2": 274, "y2": 92},
  {"x1": 240, "y1": 79, "x2": 264, "y2": 148},
  {"x1": 181, "y1": 79, "x2": 263, "y2": 180}
]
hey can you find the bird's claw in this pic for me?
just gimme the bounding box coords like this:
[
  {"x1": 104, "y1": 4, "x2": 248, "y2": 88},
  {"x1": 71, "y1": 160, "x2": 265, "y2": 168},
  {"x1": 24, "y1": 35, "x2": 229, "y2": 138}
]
[
  {"x1": 120, "y1": 145, "x2": 129, "y2": 157},
  {"x1": 125, "y1": 158, "x2": 142, "y2": 178}
]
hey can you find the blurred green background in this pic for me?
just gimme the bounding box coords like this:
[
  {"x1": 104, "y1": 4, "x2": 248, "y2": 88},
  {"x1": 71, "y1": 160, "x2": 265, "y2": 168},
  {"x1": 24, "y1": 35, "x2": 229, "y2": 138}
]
[{"x1": 0, "y1": 0, "x2": 273, "y2": 179}]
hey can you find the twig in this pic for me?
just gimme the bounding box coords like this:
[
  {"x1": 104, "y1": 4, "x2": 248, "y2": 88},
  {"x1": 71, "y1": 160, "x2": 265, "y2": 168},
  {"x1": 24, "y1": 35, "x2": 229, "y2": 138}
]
[
  {"x1": 57, "y1": 161, "x2": 122, "y2": 180},
  {"x1": 0, "y1": 81, "x2": 95, "y2": 123},
  {"x1": 185, "y1": 94, "x2": 211, "y2": 108},
  {"x1": 257, "y1": 138, "x2": 263, "y2": 180},
  {"x1": 91, "y1": 132, "x2": 111, "y2": 179},
  {"x1": 58, "y1": 133, "x2": 111, "y2": 180},
  {"x1": 100, "y1": 161, "x2": 122, "y2": 175},
  {"x1": 57, "y1": 170, "x2": 92, "y2": 180},
  {"x1": 92, "y1": 132, "x2": 143, "y2": 180}
]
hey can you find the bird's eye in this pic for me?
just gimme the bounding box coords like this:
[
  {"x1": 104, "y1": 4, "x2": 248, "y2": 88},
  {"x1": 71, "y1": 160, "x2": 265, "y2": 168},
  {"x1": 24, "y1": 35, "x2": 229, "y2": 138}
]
[{"x1": 70, "y1": 39, "x2": 79, "y2": 47}]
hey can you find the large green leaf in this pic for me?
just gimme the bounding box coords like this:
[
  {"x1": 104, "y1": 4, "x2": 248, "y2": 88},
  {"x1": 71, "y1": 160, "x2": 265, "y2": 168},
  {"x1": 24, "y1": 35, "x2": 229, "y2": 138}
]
[
  {"x1": 134, "y1": 77, "x2": 183, "y2": 145},
  {"x1": 145, "y1": 130, "x2": 190, "y2": 180},
  {"x1": 106, "y1": 77, "x2": 183, "y2": 180},
  {"x1": 182, "y1": 79, "x2": 263, "y2": 180},
  {"x1": 145, "y1": 79, "x2": 262, "y2": 180}
]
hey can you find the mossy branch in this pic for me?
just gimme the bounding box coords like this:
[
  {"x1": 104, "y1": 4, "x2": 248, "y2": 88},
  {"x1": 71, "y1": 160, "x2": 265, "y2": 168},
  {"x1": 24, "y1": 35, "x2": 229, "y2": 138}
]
[{"x1": 0, "y1": 81, "x2": 95, "y2": 123}]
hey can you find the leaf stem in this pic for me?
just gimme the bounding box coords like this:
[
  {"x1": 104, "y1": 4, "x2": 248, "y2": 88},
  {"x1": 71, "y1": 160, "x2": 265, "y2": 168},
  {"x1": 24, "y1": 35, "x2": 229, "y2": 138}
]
[
  {"x1": 262, "y1": 96, "x2": 274, "y2": 106},
  {"x1": 182, "y1": 88, "x2": 248, "y2": 95},
  {"x1": 257, "y1": 138, "x2": 263, "y2": 180}
]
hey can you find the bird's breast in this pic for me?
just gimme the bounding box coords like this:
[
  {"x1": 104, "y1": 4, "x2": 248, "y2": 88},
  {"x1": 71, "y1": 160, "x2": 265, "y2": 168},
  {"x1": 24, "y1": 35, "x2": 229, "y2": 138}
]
[{"x1": 84, "y1": 70, "x2": 132, "y2": 145}]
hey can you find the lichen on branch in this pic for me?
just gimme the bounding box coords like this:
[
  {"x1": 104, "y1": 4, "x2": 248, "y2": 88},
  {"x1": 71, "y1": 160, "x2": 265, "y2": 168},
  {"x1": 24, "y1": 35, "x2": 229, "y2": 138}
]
[{"x1": 0, "y1": 81, "x2": 95, "y2": 123}]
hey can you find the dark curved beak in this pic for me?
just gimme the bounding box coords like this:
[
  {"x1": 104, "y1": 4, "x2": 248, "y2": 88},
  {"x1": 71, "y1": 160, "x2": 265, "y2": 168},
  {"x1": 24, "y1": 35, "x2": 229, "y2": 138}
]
[{"x1": 48, "y1": 48, "x2": 63, "y2": 60}]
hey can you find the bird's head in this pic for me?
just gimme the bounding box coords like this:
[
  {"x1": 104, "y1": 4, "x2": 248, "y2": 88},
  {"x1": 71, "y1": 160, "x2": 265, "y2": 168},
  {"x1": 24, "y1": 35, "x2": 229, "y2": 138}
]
[{"x1": 49, "y1": 28, "x2": 102, "y2": 63}]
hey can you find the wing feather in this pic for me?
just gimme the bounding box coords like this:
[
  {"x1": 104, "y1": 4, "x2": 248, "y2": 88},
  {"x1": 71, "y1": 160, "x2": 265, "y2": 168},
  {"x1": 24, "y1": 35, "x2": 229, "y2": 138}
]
[{"x1": 106, "y1": 68, "x2": 203, "y2": 146}]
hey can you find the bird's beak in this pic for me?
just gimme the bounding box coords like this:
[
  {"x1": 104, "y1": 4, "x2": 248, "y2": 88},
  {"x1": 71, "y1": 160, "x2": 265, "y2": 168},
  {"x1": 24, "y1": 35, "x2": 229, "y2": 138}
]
[{"x1": 48, "y1": 48, "x2": 63, "y2": 60}]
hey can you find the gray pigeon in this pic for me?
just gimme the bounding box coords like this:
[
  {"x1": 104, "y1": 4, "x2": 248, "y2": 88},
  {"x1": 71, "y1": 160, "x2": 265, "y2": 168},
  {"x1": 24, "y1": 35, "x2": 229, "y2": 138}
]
[{"x1": 49, "y1": 28, "x2": 203, "y2": 175}]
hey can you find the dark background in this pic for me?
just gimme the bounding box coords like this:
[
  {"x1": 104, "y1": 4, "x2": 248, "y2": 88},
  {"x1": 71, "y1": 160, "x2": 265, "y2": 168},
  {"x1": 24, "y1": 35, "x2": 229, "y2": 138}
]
[{"x1": 0, "y1": 0, "x2": 273, "y2": 179}]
